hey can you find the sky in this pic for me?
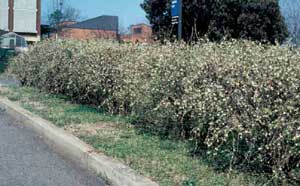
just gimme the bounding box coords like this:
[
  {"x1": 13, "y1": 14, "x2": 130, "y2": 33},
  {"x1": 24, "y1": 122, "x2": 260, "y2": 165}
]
[
  {"x1": 42, "y1": 0, "x2": 297, "y2": 30},
  {"x1": 42, "y1": 0, "x2": 147, "y2": 28}
]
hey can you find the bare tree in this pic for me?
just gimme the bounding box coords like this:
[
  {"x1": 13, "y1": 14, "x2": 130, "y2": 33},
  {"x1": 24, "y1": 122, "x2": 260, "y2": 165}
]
[
  {"x1": 118, "y1": 24, "x2": 129, "y2": 36},
  {"x1": 47, "y1": 0, "x2": 82, "y2": 39}
]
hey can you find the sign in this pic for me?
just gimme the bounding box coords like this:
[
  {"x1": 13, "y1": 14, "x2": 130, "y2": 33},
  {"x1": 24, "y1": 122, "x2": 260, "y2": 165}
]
[
  {"x1": 171, "y1": 0, "x2": 182, "y2": 40},
  {"x1": 171, "y1": 0, "x2": 179, "y2": 17}
]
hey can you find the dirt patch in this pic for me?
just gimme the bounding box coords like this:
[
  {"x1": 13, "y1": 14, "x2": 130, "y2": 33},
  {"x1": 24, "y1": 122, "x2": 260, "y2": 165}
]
[
  {"x1": 64, "y1": 122, "x2": 120, "y2": 137},
  {"x1": 26, "y1": 101, "x2": 47, "y2": 111},
  {"x1": 0, "y1": 87, "x2": 10, "y2": 95}
]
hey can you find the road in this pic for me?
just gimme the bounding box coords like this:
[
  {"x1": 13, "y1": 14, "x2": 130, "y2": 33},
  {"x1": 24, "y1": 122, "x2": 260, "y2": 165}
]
[{"x1": 0, "y1": 111, "x2": 107, "y2": 186}]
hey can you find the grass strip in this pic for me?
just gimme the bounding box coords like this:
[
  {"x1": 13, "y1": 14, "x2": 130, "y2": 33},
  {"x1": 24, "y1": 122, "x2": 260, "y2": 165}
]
[{"x1": 0, "y1": 86, "x2": 269, "y2": 186}]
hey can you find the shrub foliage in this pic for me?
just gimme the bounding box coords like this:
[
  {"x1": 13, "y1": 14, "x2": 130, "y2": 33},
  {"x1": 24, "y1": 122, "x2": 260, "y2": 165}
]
[{"x1": 9, "y1": 40, "x2": 300, "y2": 182}]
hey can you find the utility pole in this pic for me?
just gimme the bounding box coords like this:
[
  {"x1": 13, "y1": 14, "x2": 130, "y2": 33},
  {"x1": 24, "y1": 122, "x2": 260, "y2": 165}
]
[
  {"x1": 55, "y1": 0, "x2": 63, "y2": 40},
  {"x1": 55, "y1": 0, "x2": 59, "y2": 40},
  {"x1": 178, "y1": 0, "x2": 182, "y2": 40}
]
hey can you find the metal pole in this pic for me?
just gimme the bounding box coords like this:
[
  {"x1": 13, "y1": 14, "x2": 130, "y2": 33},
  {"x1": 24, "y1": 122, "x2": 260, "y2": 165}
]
[
  {"x1": 178, "y1": 0, "x2": 182, "y2": 40},
  {"x1": 55, "y1": 0, "x2": 59, "y2": 40},
  {"x1": 55, "y1": 0, "x2": 63, "y2": 40}
]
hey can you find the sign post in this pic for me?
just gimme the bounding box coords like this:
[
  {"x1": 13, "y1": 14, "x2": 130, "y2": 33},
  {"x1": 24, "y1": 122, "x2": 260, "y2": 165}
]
[{"x1": 171, "y1": 0, "x2": 182, "y2": 40}]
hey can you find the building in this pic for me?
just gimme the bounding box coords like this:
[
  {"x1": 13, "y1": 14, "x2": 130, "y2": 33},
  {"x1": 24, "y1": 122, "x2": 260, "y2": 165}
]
[
  {"x1": 0, "y1": 29, "x2": 8, "y2": 36},
  {"x1": 122, "y1": 24, "x2": 152, "y2": 43},
  {"x1": 59, "y1": 16, "x2": 119, "y2": 40},
  {"x1": 59, "y1": 21, "x2": 77, "y2": 28},
  {"x1": 0, "y1": 32, "x2": 27, "y2": 49},
  {"x1": 0, "y1": 0, "x2": 41, "y2": 43}
]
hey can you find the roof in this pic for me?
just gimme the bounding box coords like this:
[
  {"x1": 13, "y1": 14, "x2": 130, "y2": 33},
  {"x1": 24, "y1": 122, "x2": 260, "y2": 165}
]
[
  {"x1": 130, "y1": 23, "x2": 151, "y2": 28},
  {"x1": 0, "y1": 30, "x2": 8, "y2": 36},
  {"x1": 66, "y1": 16, "x2": 118, "y2": 31},
  {"x1": 0, "y1": 32, "x2": 25, "y2": 38},
  {"x1": 59, "y1": 21, "x2": 78, "y2": 28}
]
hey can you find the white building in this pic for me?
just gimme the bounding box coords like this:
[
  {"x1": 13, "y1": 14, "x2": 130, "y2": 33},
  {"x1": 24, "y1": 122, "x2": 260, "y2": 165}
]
[{"x1": 0, "y1": 0, "x2": 41, "y2": 43}]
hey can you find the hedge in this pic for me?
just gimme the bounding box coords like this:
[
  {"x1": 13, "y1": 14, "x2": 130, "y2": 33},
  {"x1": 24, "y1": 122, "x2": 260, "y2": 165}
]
[{"x1": 9, "y1": 40, "x2": 300, "y2": 183}]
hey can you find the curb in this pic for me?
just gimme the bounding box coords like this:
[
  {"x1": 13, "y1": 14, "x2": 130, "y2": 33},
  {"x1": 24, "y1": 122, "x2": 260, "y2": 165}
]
[{"x1": 0, "y1": 98, "x2": 159, "y2": 186}]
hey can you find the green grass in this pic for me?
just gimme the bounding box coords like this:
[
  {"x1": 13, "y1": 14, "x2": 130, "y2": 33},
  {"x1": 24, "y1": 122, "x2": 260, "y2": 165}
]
[
  {"x1": 1, "y1": 86, "x2": 127, "y2": 127},
  {"x1": 0, "y1": 86, "x2": 270, "y2": 186}
]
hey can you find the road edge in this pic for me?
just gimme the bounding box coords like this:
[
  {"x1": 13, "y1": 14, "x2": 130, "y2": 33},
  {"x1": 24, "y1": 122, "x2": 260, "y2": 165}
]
[{"x1": 0, "y1": 98, "x2": 159, "y2": 186}]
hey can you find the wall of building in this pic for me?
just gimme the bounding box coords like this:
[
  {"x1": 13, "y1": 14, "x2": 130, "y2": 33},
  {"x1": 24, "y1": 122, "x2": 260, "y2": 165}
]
[
  {"x1": 0, "y1": 1, "x2": 9, "y2": 31},
  {"x1": 122, "y1": 24, "x2": 152, "y2": 43},
  {"x1": 60, "y1": 28, "x2": 117, "y2": 40},
  {"x1": 14, "y1": 0, "x2": 38, "y2": 33}
]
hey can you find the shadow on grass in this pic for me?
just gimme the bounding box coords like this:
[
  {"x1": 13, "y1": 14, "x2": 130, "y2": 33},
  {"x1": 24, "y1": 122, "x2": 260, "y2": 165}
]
[
  {"x1": 0, "y1": 58, "x2": 9, "y2": 73},
  {"x1": 130, "y1": 117, "x2": 280, "y2": 185}
]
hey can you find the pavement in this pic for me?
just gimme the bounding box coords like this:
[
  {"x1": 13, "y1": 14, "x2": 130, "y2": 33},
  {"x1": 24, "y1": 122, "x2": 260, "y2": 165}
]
[
  {"x1": 0, "y1": 76, "x2": 19, "y2": 87},
  {"x1": 0, "y1": 111, "x2": 107, "y2": 186}
]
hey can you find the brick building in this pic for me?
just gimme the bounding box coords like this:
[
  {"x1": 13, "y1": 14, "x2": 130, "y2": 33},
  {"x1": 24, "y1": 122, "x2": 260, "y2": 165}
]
[
  {"x1": 59, "y1": 16, "x2": 119, "y2": 40},
  {"x1": 0, "y1": 0, "x2": 41, "y2": 43},
  {"x1": 122, "y1": 24, "x2": 152, "y2": 43}
]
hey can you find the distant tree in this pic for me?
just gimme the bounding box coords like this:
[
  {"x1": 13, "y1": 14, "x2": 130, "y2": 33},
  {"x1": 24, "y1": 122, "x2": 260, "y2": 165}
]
[
  {"x1": 141, "y1": 0, "x2": 172, "y2": 40},
  {"x1": 208, "y1": 0, "x2": 288, "y2": 43},
  {"x1": 141, "y1": 0, "x2": 288, "y2": 43},
  {"x1": 47, "y1": 0, "x2": 82, "y2": 39}
]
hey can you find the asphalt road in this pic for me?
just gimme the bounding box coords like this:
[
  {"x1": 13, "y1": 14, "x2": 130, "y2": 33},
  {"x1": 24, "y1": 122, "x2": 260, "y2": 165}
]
[{"x1": 0, "y1": 111, "x2": 107, "y2": 186}]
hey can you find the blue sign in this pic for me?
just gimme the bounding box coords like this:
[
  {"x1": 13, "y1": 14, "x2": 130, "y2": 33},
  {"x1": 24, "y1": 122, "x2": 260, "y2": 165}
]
[{"x1": 171, "y1": 0, "x2": 179, "y2": 17}]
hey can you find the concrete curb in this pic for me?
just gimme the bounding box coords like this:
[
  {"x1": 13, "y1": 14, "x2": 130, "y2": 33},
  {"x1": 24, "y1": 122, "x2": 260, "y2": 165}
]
[{"x1": 0, "y1": 98, "x2": 159, "y2": 186}]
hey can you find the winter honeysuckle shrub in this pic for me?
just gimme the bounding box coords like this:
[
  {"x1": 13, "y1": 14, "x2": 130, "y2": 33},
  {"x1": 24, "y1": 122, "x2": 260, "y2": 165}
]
[
  {"x1": 192, "y1": 42, "x2": 300, "y2": 181},
  {"x1": 10, "y1": 40, "x2": 141, "y2": 113},
  {"x1": 9, "y1": 39, "x2": 300, "y2": 182}
]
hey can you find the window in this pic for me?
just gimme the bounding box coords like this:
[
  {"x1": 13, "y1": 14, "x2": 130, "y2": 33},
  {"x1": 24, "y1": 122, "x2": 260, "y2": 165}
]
[
  {"x1": 133, "y1": 27, "x2": 142, "y2": 34},
  {"x1": 15, "y1": 36, "x2": 27, "y2": 47},
  {"x1": 16, "y1": 36, "x2": 22, "y2": 47}
]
